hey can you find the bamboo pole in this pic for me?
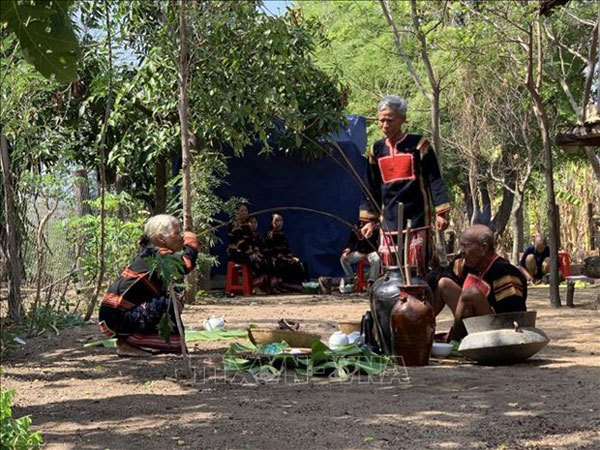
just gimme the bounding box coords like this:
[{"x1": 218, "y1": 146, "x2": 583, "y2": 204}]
[
  {"x1": 404, "y1": 220, "x2": 412, "y2": 285},
  {"x1": 396, "y1": 203, "x2": 405, "y2": 283}
]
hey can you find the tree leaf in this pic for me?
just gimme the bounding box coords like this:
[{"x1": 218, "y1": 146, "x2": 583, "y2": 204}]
[
  {"x1": 2, "y1": 0, "x2": 80, "y2": 83},
  {"x1": 158, "y1": 312, "x2": 174, "y2": 344}
]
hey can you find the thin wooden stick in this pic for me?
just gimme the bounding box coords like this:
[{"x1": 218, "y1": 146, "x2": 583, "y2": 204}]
[
  {"x1": 404, "y1": 220, "x2": 412, "y2": 285},
  {"x1": 170, "y1": 285, "x2": 192, "y2": 379},
  {"x1": 396, "y1": 203, "x2": 405, "y2": 283}
]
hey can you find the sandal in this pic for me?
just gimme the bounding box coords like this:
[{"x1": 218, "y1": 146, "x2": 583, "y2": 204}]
[{"x1": 278, "y1": 318, "x2": 300, "y2": 331}]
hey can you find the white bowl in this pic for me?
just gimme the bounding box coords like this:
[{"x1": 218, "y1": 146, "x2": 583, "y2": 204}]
[
  {"x1": 431, "y1": 342, "x2": 453, "y2": 357},
  {"x1": 203, "y1": 316, "x2": 225, "y2": 331},
  {"x1": 328, "y1": 331, "x2": 349, "y2": 349}
]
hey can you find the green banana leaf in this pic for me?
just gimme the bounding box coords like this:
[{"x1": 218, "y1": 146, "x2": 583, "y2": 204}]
[
  {"x1": 84, "y1": 329, "x2": 248, "y2": 349},
  {"x1": 225, "y1": 340, "x2": 391, "y2": 379}
]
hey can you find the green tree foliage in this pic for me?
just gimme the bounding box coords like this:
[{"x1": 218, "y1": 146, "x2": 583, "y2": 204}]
[
  {"x1": 302, "y1": 0, "x2": 597, "y2": 242},
  {"x1": 300, "y1": 1, "x2": 416, "y2": 145},
  {"x1": 145, "y1": 251, "x2": 184, "y2": 343},
  {"x1": 109, "y1": 1, "x2": 346, "y2": 159},
  {"x1": 1, "y1": 0, "x2": 79, "y2": 83},
  {"x1": 0, "y1": 388, "x2": 43, "y2": 450},
  {"x1": 1, "y1": 0, "x2": 350, "y2": 316},
  {"x1": 59, "y1": 192, "x2": 147, "y2": 283}
]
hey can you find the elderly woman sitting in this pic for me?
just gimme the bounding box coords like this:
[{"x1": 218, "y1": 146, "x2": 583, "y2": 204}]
[{"x1": 98, "y1": 214, "x2": 201, "y2": 356}]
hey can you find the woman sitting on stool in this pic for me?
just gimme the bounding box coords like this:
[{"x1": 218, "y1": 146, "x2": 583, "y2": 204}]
[{"x1": 227, "y1": 203, "x2": 271, "y2": 294}]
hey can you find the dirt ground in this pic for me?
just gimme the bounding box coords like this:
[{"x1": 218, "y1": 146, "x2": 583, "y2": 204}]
[{"x1": 2, "y1": 286, "x2": 600, "y2": 450}]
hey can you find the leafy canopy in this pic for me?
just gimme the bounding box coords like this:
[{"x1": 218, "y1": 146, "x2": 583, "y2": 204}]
[{"x1": 1, "y1": 0, "x2": 80, "y2": 83}]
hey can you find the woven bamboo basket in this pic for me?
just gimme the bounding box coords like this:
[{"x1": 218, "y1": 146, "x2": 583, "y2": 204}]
[
  {"x1": 338, "y1": 321, "x2": 361, "y2": 334},
  {"x1": 247, "y1": 327, "x2": 321, "y2": 348}
]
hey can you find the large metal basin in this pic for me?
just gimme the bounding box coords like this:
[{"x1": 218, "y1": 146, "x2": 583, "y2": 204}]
[
  {"x1": 458, "y1": 327, "x2": 549, "y2": 365},
  {"x1": 463, "y1": 311, "x2": 537, "y2": 334}
]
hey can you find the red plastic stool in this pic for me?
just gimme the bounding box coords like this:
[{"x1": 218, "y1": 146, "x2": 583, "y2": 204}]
[
  {"x1": 225, "y1": 262, "x2": 253, "y2": 296},
  {"x1": 558, "y1": 251, "x2": 571, "y2": 278},
  {"x1": 356, "y1": 259, "x2": 370, "y2": 293}
]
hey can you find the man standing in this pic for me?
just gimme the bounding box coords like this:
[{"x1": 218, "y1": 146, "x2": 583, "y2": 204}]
[{"x1": 360, "y1": 95, "x2": 450, "y2": 268}]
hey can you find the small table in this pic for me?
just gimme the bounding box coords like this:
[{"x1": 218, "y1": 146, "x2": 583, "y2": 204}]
[{"x1": 565, "y1": 275, "x2": 599, "y2": 307}]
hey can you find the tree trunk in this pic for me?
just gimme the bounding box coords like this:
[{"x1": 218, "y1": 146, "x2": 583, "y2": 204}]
[
  {"x1": 198, "y1": 265, "x2": 211, "y2": 292},
  {"x1": 114, "y1": 173, "x2": 126, "y2": 221},
  {"x1": 480, "y1": 184, "x2": 492, "y2": 226},
  {"x1": 529, "y1": 88, "x2": 560, "y2": 307},
  {"x1": 431, "y1": 89, "x2": 442, "y2": 162},
  {"x1": 525, "y1": 20, "x2": 560, "y2": 307},
  {"x1": 73, "y1": 169, "x2": 91, "y2": 291},
  {"x1": 516, "y1": 203, "x2": 524, "y2": 260},
  {"x1": 491, "y1": 171, "x2": 515, "y2": 235},
  {"x1": 511, "y1": 192, "x2": 524, "y2": 265},
  {"x1": 589, "y1": 203, "x2": 596, "y2": 250},
  {"x1": 85, "y1": 2, "x2": 113, "y2": 321},
  {"x1": 178, "y1": 0, "x2": 196, "y2": 303},
  {"x1": 154, "y1": 157, "x2": 167, "y2": 215},
  {"x1": 28, "y1": 199, "x2": 58, "y2": 336},
  {"x1": 379, "y1": 0, "x2": 444, "y2": 164},
  {"x1": 177, "y1": 0, "x2": 194, "y2": 379},
  {"x1": 0, "y1": 133, "x2": 23, "y2": 322},
  {"x1": 73, "y1": 169, "x2": 91, "y2": 217},
  {"x1": 584, "y1": 147, "x2": 600, "y2": 183},
  {"x1": 555, "y1": 203, "x2": 561, "y2": 250},
  {"x1": 462, "y1": 183, "x2": 473, "y2": 225},
  {"x1": 468, "y1": 159, "x2": 479, "y2": 225}
]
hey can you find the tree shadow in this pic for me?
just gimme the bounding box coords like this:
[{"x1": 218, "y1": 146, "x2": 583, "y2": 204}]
[
  {"x1": 4, "y1": 288, "x2": 600, "y2": 449},
  {"x1": 11, "y1": 359, "x2": 600, "y2": 450}
]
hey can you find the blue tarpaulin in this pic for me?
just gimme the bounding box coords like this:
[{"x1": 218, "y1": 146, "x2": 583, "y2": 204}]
[{"x1": 211, "y1": 115, "x2": 367, "y2": 278}]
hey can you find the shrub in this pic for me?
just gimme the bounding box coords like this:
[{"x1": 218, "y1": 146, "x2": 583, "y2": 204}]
[
  {"x1": 0, "y1": 388, "x2": 43, "y2": 450},
  {"x1": 60, "y1": 192, "x2": 147, "y2": 283}
]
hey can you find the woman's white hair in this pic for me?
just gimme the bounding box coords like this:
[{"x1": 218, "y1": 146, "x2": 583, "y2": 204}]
[
  {"x1": 144, "y1": 214, "x2": 180, "y2": 245},
  {"x1": 378, "y1": 95, "x2": 408, "y2": 116}
]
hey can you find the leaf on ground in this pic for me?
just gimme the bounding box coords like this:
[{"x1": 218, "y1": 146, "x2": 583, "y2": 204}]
[{"x1": 84, "y1": 329, "x2": 248, "y2": 348}]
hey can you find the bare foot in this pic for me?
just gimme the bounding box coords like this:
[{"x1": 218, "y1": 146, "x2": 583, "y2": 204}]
[{"x1": 116, "y1": 340, "x2": 152, "y2": 357}]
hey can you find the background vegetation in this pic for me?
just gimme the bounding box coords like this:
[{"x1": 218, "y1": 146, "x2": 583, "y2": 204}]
[{"x1": 1, "y1": 0, "x2": 598, "y2": 326}]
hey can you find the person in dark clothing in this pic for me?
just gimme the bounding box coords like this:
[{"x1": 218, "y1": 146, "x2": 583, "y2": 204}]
[
  {"x1": 264, "y1": 213, "x2": 308, "y2": 291},
  {"x1": 98, "y1": 214, "x2": 201, "y2": 357},
  {"x1": 427, "y1": 225, "x2": 527, "y2": 341},
  {"x1": 518, "y1": 235, "x2": 550, "y2": 284},
  {"x1": 226, "y1": 203, "x2": 251, "y2": 263},
  {"x1": 246, "y1": 216, "x2": 274, "y2": 294},
  {"x1": 360, "y1": 95, "x2": 450, "y2": 270},
  {"x1": 226, "y1": 203, "x2": 271, "y2": 294},
  {"x1": 340, "y1": 219, "x2": 381, "y2": 286}
]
